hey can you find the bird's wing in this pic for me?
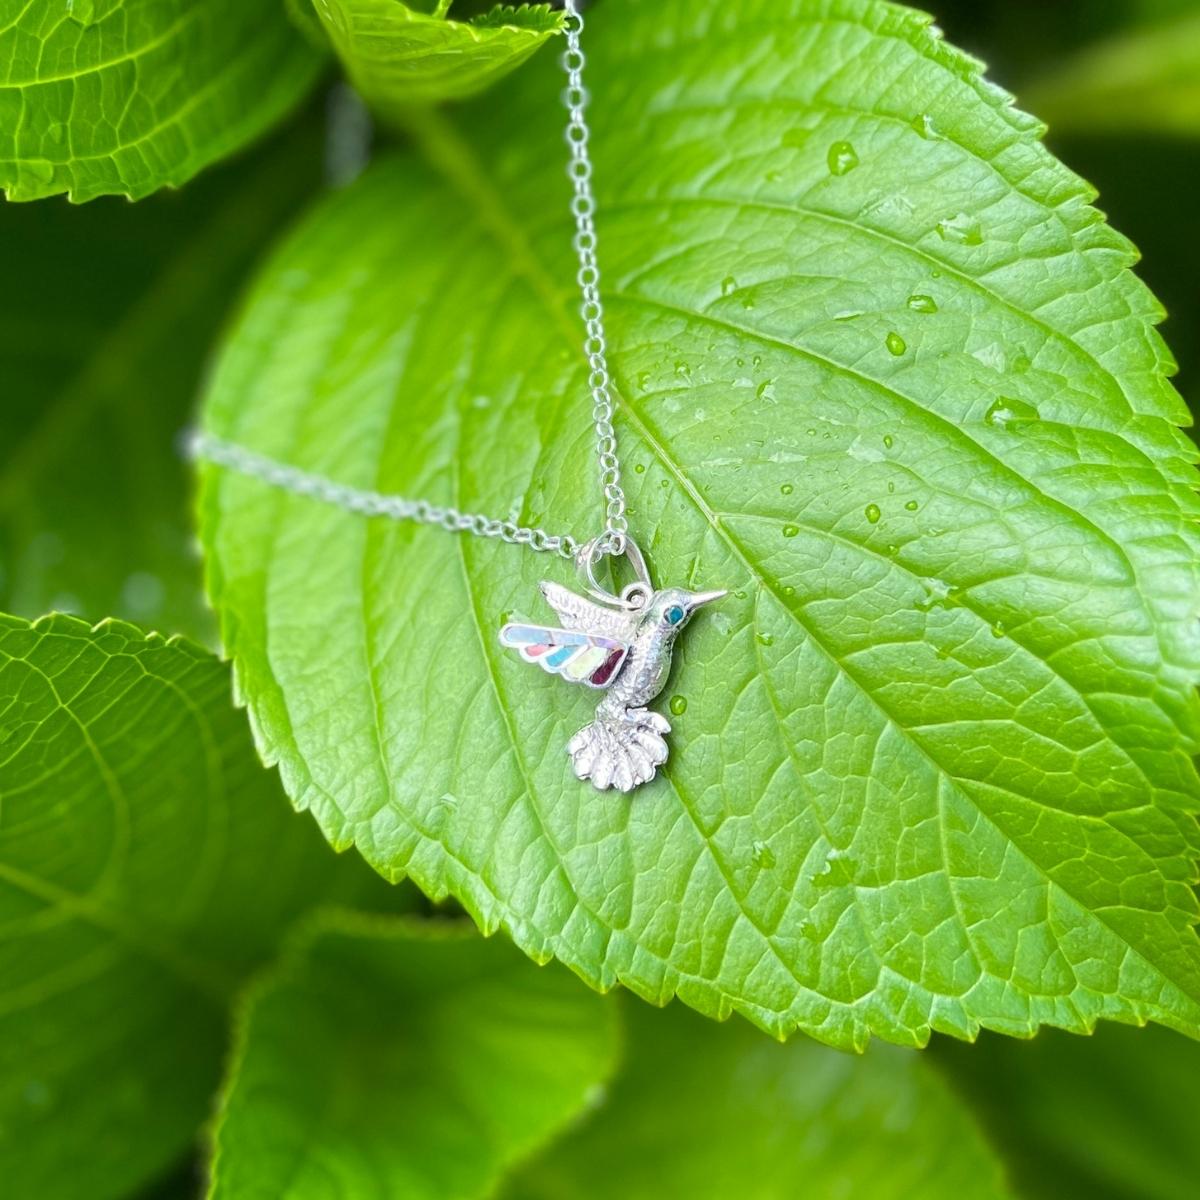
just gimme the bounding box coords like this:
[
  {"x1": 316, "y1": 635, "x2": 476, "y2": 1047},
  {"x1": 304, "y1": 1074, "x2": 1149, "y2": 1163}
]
[
  {"x1": 499, "y1": 624, "x2": 629, "y2": 689},
  {"x1": 539, "y1": 581, "x2": 638, "y2": 641}
]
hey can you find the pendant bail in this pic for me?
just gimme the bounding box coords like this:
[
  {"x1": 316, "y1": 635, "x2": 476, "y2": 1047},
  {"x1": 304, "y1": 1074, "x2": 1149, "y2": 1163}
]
[{"x1": 576, "y1": 533, "x2": 654, "y2": 610}]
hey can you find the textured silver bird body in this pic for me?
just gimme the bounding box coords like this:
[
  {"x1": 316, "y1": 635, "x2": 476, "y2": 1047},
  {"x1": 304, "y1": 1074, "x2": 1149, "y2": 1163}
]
[{"x1": 500, "y1": 580, "x2": 725, "y2": 793}]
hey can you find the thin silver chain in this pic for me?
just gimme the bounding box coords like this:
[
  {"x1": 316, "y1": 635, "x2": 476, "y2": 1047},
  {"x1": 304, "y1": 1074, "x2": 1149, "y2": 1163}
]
[
  {"x1": 561, "y1": 0, "x2": 626, "y2": 556},
  {"x1": 188, "y1": 0, "x2": 625, "y2": 563}
]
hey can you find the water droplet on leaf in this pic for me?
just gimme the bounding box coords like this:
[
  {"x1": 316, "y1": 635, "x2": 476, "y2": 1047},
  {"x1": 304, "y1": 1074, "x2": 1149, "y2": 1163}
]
[
  {"x1": 756, "y1": 380, "x2": 776, "y2": 403},
  {"x1": 756, "y1": 631, "x2": 774, "y2": 646},
  {"x1": 752, "y1": 840, "x2": 777, "y2": 869},
  {"x1": 865, "y1": 503, "x2": 881, "y2": 524},
  {"x1": 721, "y1": 275, "x2": 737, "y2": 297},
  {"x1": 780, "y1": 482, "x2": 794, "y2": 495},
  {"x1": 669, "y1": 695, "x2": 688, "y2": 716},
  {"x1": 935, "y1": 212, "x2": 983, "y2": 245},
  {"x1": 910, "y1": 112, "x2": 939, "y2": 139},
  {"x1": 24, "y1": 158, "x2": 54, "y2": 185},
  {"x1": 904, "y1": 499, "x2": 919, "y2": 511},
  {"x1": 885, "y1": 332, "x2": 907, "y2": 356},
  {"x1": 782, "y1": 524, "x2": 799, "y2": 538},
  {"x1": 907, "y1": 293, "x2": 937, "y2": 313},
  {"x1": 826, "y1": 140, "x2": 859, "y2": 175},
  {"x1": 984, "y1": 396, "x2": 1039, "y2": 426},
  {"x1": 66, "y1": 0, "x2": 97, "y2": 25}
]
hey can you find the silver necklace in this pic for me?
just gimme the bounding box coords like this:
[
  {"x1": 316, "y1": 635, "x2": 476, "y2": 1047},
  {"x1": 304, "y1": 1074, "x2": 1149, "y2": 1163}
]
[{"x1": 188, "y1": 0, "x2": 726, "y2": 793}]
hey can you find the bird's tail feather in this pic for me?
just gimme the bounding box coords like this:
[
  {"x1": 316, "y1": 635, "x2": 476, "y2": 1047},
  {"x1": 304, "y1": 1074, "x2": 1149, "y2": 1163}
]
[{"x1": 568, "y1": 708, "x2": 671, "y2": 792}]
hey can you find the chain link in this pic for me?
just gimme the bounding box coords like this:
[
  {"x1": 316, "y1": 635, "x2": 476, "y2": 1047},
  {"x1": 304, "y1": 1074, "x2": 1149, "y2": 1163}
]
[
  {"x1": 561, "y1": 0, "x2": 626, "y2": 558},
  {"x1": 185, "y1": 432, "x2": 579, "y2": 559},
  {"x1": 188, "y1": 0, "x2": 624, "y2": 564}
]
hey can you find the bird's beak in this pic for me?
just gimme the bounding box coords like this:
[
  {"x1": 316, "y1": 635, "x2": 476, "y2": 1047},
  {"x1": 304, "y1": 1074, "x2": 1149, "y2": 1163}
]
[{"x1": 688, "y1": 589, "x2": 728, "y2": 609}]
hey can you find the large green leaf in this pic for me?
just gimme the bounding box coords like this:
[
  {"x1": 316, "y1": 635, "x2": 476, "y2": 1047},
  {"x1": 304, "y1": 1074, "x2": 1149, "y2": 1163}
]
[
  {"x1": 0, "y1": 115, "x2": 325, "y2": 644},
  {"x1": 312, "y1": 0, "x2": 562, "y2": 114},
  {"x1": 506, "y1": 1001, "x2": 1012, "y2": 1200},
  {"x1": 0, "y1": 614, "x2": 403, "y2": 1200},
  {"x1": 0, "y1": 0, "x2": 323, "y2": 202},
  {"x1": 208, "y1": 912, "x2": 618, "y2": 1200},
  {"x1": 935, "y1": 1022, "x2": 1200, "y2": 1200},
  {"x1": 1023, "y1": 11, "x2": 1200, "y2": 136},
  {"x1": 197, "y1": 0, "x2": 1200, "y2": 1048}
]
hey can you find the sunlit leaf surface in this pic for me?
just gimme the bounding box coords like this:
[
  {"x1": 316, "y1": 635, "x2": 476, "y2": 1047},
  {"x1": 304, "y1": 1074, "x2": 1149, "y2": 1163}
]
[{"x1": 198, "y1": 0, "x2": 1200, "y2": 1047}]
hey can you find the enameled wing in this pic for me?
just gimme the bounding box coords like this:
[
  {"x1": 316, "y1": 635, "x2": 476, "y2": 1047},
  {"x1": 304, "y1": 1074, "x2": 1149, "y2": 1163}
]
[
  {"x1": 539, "y1": 581, "x2": 638, "y2": 641},
  {"x1": 499, "y1": 624, "x2": 629, "y2": 689}
]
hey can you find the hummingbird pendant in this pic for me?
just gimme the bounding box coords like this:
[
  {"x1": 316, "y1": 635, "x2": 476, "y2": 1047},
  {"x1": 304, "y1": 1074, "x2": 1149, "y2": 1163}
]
[{"x1": 500, "y1": 539, "x2": 725, "y2": 793}]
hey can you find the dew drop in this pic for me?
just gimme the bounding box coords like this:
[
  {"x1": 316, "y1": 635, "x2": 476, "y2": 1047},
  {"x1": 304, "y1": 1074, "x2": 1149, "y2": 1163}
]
[
  {"x1": 907, "y1": 293, "x2": 938, "y2": 313},
  {"x1": 734, "y1": 589, "x2": 748, "y2": 600},
  {"x1": 752, "y1": 840, "x2": 777, "y2": 869},
  {"x1": 935, "y1": 212, "x2": 983, "y2": 246},
  {"x1": 886, "y1": 481, "x2": 895, "y2": 494},
  {"x1": 865, "y1": 503, "x2": 881, "y2": 524},
  {"x1": 756, "y1": 380, "x2": 777, "y2": 403},
  {"x1": 752, "y1": 355, "x2": 762, "y2": 368},
  {"x1": 721, "y1": 275, "x2": 737, "y2": 297},
  {"x1": 66, "y1": 0, "x2": 97, "y2": 26},
  {"x1": 813, "y1": 847, "x2": 856, "y2": 888},
  {"x1": 991, "y1": 620, "x2": 1006, "y2": 638},
  {"x1": 24, "y1": 158, "x2": 55, "y2": 185},
  {"x1": 674, "y1": 360, "x2": 691, "y2": 380},
  {"x1": 780, "y1": 482, "x2": 794, "y2": 495},
  {"x1": 915, "y1": 577, "x2": 959, "y2": 612},
  {"x1": 985, "y1": 396, "x2": 1039, "y2": 426},
  {"x1": 782, "y1": 523, "x2": 799, "y2": 538},
  {"x1": 910, "y1": 112, "x2": 939, "y2": 139},
  {"x1": 634, "y1": 463, "x2": 645, "y2": 474},
  {"x1": 904, "y1": 499, "x2": 919, "y2": 511},
  {"x1": 782, "y1": 584, "x2": 796, "y2": 597},
  {"x1": 660, "y1": 479, "x2": 670, "y2": 489},
  {"x1": 636, "y1": 370, "x2": 651, "y2": 391},
  {"x1": 669, "y1": 694, "x2": 688, "y2": 716},
  {"x1": 756, "y1": 631, "x2": 774, "y2": 646},
  {"x1": 826, "y1": 140, "x2": 859, "y2": 175},
  {"x1": 885, "y1": 332, "x2": 907, "y2": 356},
  {"x1": 883, "y1": 434, "x2": 894, "y2": 449}
]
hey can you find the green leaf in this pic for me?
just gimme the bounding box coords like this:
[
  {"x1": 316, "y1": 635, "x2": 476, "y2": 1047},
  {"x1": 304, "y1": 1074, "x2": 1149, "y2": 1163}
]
[
  {"x1": 505, "y1": 1001, "x2": 1012, "y2": 1200},
  {"x1": 197, "y1": 0, "x2": 1200, "y2": 1048},
  {"x1": 311, "y1": 0, "x2": 563, "y2": 112},
  {"x1": 0, "y1": 0, "x2": 324, "y2": 202},
  {"x1": 0, "y1": 614, "x2": 404, "y2": 1200},
  {"x1": 935, "y1": 1023, "x2": 1200, "y2": 1200},
  {"x1": 0, "y1": 115, "x2": 327, "y2": 644},
  {"x1": 208, "y1": 912, "x2": 619, "y2": 1200},
  {"x1": 1023, "y1": 11, "x2": 1200, "y2": 136}
]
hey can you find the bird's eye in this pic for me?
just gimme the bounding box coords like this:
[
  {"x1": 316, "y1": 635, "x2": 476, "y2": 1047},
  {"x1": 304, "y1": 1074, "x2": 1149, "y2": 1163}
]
[{"x1": 665, "y1": 605, "x2": 685, "y2": 626}]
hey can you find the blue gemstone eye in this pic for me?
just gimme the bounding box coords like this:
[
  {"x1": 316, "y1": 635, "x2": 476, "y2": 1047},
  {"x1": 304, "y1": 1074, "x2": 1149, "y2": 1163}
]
[{"x1": 665, "y1": 605, "x2": 685, "y2": 626}]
